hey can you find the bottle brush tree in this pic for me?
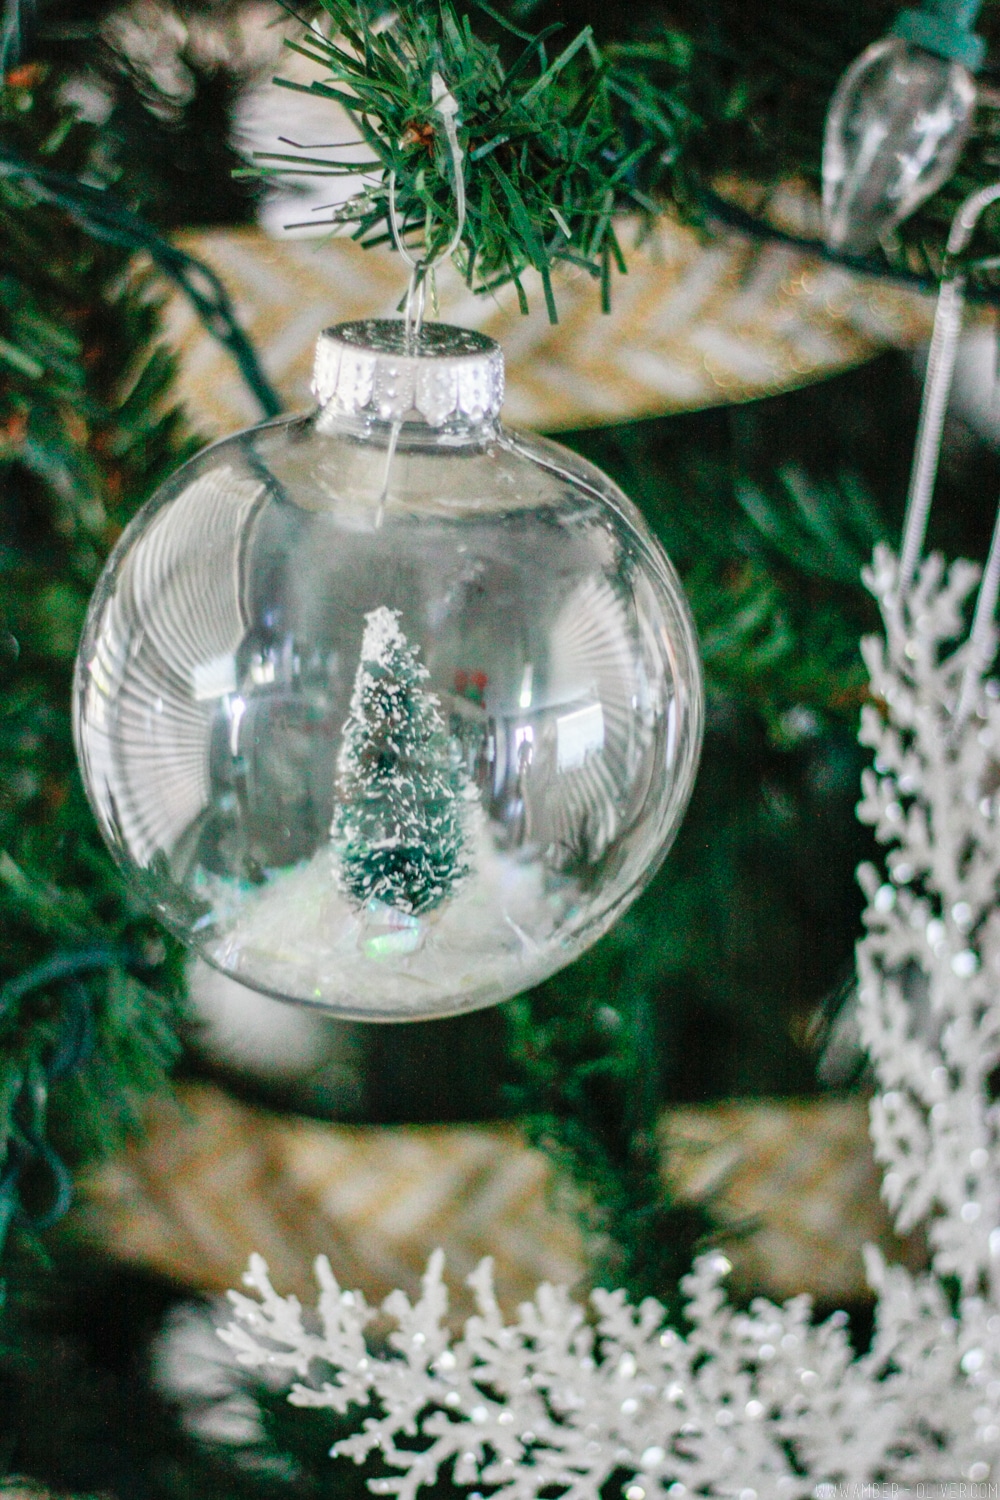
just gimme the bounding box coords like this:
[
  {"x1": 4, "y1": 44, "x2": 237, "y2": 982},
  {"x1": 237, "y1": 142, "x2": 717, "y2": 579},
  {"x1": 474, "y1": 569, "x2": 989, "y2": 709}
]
[{"x1": 331, "y1": 607, "x2": 471, "y2": 915}]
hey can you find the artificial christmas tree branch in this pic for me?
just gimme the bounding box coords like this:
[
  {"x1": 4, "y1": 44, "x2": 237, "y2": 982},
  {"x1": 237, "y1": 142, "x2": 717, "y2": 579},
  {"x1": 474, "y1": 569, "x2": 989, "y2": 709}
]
[
  {"x1": 247, "y1": 0, "x2": 1000, "y2": 316},
  {"x1": 245, "y1": 0, "x2": 673, "y2": 318}
]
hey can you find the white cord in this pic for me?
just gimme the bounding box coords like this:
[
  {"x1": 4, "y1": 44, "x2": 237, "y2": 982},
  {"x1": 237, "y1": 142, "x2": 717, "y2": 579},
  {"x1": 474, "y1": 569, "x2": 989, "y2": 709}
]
[
  {"x1": 897, "y1": 182, "x2": 1000, "y2": 599},
  {"x1": 894, "y1": 182, "x2": 1000, "y2": 729},
  {"x1": 387, "y1": 72, "x2": 466, "y2": 344}
]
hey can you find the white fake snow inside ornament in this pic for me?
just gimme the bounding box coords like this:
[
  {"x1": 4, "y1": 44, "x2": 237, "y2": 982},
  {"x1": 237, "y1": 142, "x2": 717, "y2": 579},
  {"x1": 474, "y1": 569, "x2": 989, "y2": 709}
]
[
  {"x1": 354, "y1": 603, "x2": 408, "y2": 670},
  {"x1": 198, "y1": 824, "x2": 560, "y2": 1016}
]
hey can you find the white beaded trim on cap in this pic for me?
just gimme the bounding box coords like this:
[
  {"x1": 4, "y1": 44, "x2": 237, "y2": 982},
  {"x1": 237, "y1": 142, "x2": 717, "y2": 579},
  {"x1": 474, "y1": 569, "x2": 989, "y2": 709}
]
[{"x1": 312, "y1": 321, "x2": 505, "y2": 427}]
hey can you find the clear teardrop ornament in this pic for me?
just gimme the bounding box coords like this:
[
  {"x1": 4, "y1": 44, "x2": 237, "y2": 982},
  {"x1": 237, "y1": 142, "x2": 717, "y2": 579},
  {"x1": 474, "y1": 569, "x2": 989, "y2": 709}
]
[{"x1": 823, "y1": 36, "x2": 976, "y2": 256}]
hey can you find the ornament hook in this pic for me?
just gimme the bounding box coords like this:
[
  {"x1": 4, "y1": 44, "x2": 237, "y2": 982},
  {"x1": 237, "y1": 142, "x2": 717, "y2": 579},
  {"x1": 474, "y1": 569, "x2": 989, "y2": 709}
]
[
  {"x1": 388, "y1": 73, "x2": 466, "y2": 345},
  {"x1": 897, "y1": 181, "x2": 1000, "y2": 598},
  {"x1": 894, "y1": 180, "x2": 1000, "y2": 725}
]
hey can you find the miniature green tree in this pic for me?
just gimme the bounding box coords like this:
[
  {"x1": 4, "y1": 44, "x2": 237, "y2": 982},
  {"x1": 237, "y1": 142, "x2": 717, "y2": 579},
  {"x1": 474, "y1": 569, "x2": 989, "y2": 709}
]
[{"x1": 331, "y1": 607, "x2": 471, "y2": 915}]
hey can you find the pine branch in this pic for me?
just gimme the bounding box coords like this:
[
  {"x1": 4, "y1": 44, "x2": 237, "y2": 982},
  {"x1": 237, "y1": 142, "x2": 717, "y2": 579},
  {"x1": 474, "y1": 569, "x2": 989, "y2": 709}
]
[
  {"x1": 245, "y1": 0, "x2": 689, "y2": 318},
  {"x1": 243, "y1": 0, "x2": 1000, "y2": 312}
]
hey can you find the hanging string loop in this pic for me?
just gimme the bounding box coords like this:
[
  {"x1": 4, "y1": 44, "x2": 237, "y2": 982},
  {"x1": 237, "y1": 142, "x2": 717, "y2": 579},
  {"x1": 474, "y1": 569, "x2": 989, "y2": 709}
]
[{"x1": 388, "y1": 72, "x2": 466, "y2": 344}]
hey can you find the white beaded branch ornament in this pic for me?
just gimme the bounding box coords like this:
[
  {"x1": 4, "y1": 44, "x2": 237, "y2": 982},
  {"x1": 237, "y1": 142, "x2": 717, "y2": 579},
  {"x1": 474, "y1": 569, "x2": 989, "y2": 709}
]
[{"x1": 217, "y1": 189, "x2": 1000, "y2": 1499}]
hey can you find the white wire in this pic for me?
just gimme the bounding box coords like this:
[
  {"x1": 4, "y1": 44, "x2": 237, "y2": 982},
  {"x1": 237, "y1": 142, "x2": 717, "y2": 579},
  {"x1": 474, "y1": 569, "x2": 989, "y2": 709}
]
[
  {"x1": 955, "y1": 501, "x2": 1000, "y2": 726},
  {"x1": 893, "y1": 181, "x2": 1000, "y2": 728},
  {"x1": 387, "y1": 72, "x2": 466, "y2": 342},
  {"x1": 897, "y1": 182, "x2": 1000, "y2": 598}
]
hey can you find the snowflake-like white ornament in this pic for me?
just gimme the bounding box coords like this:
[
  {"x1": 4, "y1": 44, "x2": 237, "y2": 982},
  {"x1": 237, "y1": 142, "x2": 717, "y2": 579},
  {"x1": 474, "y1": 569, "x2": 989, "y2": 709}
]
[{"x1": 221, "y1": 544, "x2": 1000, "y2": 1496}]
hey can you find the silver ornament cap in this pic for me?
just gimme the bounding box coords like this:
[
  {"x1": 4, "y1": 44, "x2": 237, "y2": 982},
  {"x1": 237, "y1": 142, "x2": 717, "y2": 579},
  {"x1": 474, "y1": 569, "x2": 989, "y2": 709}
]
[{"x1": 312, "y1": 319, "x2": 505, "y2": 429}]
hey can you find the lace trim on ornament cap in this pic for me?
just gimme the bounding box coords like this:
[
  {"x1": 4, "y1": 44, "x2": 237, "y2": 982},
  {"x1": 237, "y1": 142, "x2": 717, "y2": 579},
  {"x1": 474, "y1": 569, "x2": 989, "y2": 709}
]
[{"x1": 312, "y1": 319, "x2": 505, "y2": 429}]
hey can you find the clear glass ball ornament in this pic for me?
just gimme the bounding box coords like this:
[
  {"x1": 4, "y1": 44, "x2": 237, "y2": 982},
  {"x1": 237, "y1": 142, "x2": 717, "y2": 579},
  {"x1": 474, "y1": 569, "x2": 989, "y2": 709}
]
[
  {"x1": 822, "y1": 36, "x2": 976, "y2": 257},
  {"x1": 74, "y1": 321, "x2": 703, "y2": 1019}
]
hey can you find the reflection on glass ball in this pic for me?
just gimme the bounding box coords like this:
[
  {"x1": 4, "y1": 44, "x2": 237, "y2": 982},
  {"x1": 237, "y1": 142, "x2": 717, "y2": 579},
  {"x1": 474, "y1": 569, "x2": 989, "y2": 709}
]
[{"x1": 74, "y1": 323, "x2": 702, "y2": 1019}]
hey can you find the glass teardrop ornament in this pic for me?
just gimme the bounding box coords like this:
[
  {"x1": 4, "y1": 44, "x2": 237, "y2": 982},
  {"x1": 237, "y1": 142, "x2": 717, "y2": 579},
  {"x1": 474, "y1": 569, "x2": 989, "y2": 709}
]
[{"x1": 823, "y1": 36, "x2": 975, "y2": 256}]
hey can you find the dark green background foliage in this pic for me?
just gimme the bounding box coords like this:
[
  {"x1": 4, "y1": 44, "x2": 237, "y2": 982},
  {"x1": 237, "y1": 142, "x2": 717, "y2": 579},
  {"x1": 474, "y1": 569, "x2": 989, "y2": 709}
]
[
  {"x1": 11, "y1": 0, "x2": 263, "y2": 227},
  {"x1": 0, "y1": 70, "x2": 193, "y2": 1197},
  {"x1": 3, "y1": 0, "x2": 1000, "y2": 1491}
]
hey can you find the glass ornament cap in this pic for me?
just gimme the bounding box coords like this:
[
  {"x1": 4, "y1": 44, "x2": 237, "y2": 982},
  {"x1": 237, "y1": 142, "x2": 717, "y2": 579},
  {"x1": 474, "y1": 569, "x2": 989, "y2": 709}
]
[
  {"x1": 822, "y1": 36, "x2": 976, "y2": 257},
  {"x1": 73, "y1": 320, "x2": 703, "y2": 1020}
]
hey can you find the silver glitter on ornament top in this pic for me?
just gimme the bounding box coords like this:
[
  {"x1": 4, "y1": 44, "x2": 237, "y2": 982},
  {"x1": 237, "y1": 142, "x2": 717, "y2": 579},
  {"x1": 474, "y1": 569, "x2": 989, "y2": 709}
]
[{"x1": 312, "y1": 320, "x2": 505, "y2": 430}]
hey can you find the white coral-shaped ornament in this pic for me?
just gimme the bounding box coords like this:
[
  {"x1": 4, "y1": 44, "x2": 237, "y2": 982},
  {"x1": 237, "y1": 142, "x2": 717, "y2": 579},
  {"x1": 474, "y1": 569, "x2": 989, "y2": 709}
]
[{"x1": 220, "y1": 545, "x2": 1000, "y2": 1496}]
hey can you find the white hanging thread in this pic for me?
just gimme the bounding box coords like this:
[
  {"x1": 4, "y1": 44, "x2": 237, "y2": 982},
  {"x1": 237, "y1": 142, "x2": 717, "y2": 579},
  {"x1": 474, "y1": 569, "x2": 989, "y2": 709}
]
[
  {"x1": 896, "y1": 182, "x2": 1000, "y2": 724},
  {"x1": 388, "y1": 72, "x2": 466, "y2": 345},
  {"x1": 375, "y1": 73, "x2": 466, "y2": 525}
]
